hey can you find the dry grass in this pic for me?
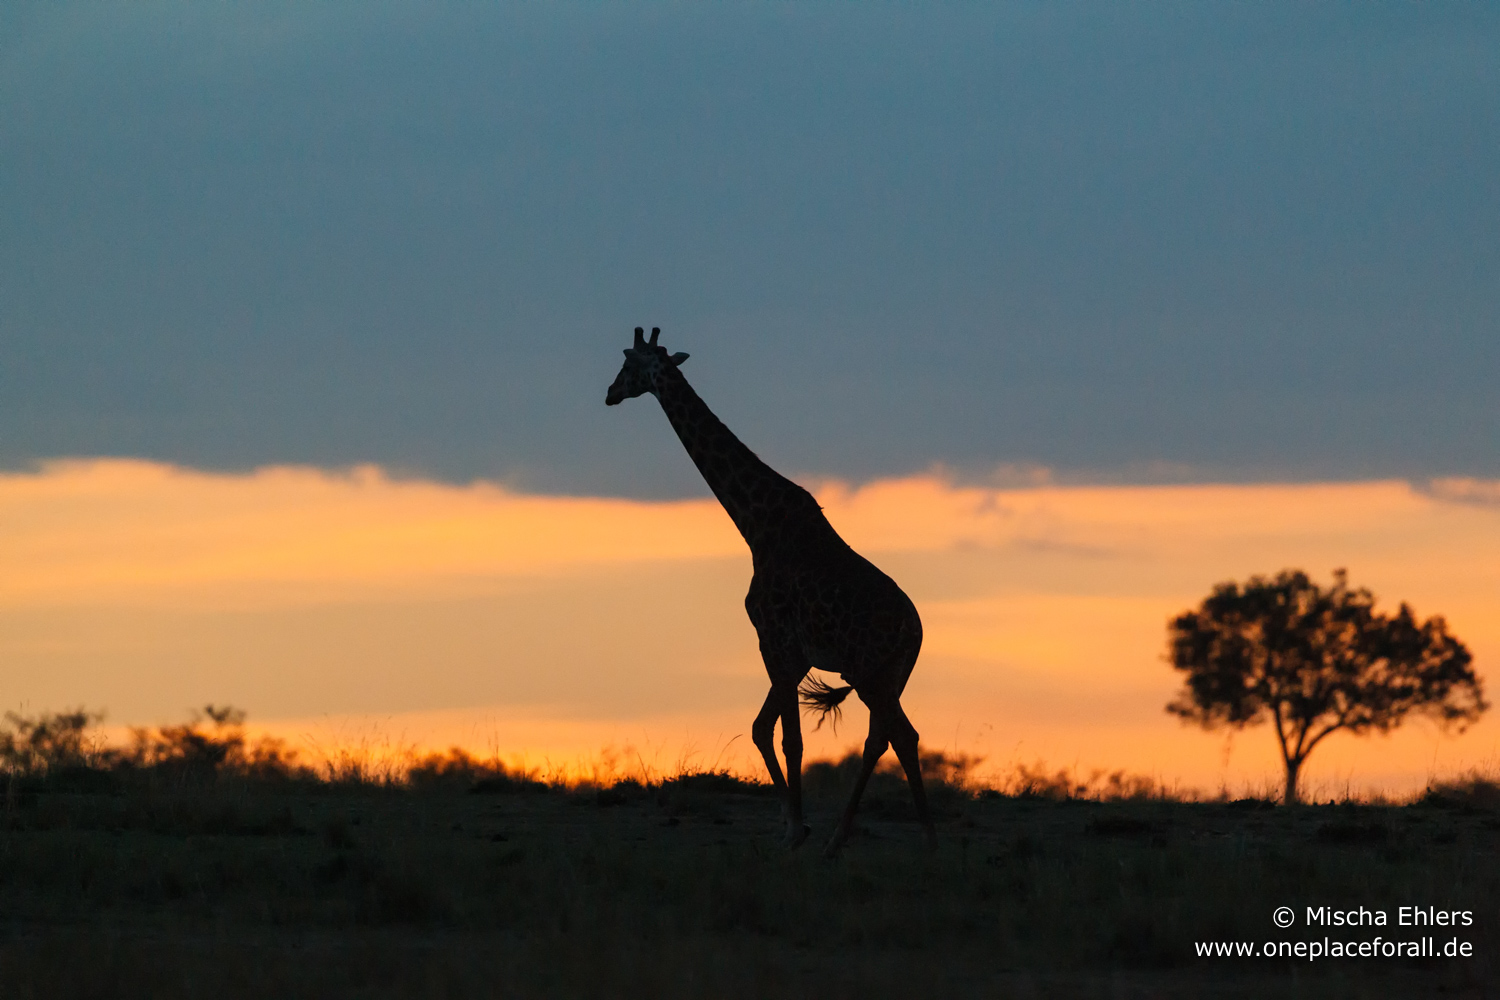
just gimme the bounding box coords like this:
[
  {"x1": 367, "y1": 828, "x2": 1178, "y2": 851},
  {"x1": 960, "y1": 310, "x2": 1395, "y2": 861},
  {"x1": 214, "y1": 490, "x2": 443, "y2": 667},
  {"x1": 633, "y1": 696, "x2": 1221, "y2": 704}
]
[{"x1": 1, "y1": 710, "x2": 1496, "y2": 998}]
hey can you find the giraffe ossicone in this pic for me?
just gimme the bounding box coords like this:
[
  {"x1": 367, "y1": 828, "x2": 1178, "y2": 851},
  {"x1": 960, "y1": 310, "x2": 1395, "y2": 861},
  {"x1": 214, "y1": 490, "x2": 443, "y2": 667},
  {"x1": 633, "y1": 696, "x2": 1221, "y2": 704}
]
[{"x1": 607, "y1": 325, "x2": 936, "y2": 855}]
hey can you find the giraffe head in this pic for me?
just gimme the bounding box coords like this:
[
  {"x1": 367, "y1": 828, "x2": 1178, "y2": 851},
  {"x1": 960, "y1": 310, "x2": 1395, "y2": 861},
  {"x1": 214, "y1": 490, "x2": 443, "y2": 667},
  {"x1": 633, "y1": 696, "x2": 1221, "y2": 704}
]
[{"x1": 605, "y1": 327, "x2": 690, "y2": 405}]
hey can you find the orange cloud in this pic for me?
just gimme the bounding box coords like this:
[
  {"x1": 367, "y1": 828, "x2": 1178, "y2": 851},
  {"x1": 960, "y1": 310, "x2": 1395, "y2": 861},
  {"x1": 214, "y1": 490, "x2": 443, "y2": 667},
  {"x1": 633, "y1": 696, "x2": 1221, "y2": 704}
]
[
  {"x1": 0, "y1": 459, "x2": 742, "y2": 608},
  {"x1": 2, "y1": 460, "x2": 1496, "y2": 795}
]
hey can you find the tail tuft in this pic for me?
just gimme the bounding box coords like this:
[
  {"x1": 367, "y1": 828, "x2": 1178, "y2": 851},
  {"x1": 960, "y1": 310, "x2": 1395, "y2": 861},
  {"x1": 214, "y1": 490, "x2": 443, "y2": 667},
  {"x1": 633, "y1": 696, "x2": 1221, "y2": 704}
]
[{"x1": 799, "y1": 676, "x2": 855, "y2": 733}]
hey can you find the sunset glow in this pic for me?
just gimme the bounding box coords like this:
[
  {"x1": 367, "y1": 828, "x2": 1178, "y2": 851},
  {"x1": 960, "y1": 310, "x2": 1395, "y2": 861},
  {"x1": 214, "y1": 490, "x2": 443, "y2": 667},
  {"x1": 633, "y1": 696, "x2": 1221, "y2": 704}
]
[{"x1": 4, "y1": 459, "x2": 1497, "y2": 795}]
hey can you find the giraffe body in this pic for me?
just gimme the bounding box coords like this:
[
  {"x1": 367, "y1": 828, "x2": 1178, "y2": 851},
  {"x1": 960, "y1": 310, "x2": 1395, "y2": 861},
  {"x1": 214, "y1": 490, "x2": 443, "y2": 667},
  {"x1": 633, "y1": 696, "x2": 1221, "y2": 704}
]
[{"x1": 608, "y1": 327, "x2": 935, "y2": 854}]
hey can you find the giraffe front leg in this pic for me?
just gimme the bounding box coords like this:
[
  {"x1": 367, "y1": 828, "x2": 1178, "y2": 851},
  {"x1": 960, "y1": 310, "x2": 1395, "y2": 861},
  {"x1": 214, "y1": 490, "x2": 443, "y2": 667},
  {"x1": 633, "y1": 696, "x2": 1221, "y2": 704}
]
[
  {"x1": 778, "y1": 687, "x2": 810, "y2": 848},
  {"x1": 751, "y1": 686, "x2": 804, "y2": 847},
  {"x1": 751, "y1": 685, "x2": 808, "y2": 848},
  {"x1": 751, "y1": 687, "x2": 788, "y2": 793}
]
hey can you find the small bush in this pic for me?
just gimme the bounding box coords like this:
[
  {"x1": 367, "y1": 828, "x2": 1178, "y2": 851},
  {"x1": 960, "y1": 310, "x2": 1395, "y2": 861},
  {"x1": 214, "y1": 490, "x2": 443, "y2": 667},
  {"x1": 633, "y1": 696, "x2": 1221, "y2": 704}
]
[
  {"x1": 661, "y1": 770, "x2": 771, "y2": 796},
  {"x1": 1085, "y1": 816, "x2": 1160, "y2": 837},
  {"x1": 407, "y1": 747, "x2": 550, "y2": 793},
  {"x1": 115, "y1": 705, "x2": 314, "y2": 786},
  {"x1": 993, "y1": 762, "x2": 1173, "y2": 802},
  {"x1": 2, "y1": 705, "x2": 316, "y2": 790},
  {"x1": 1315, "y1": 820, "x2": 1389, "y2": 844},
  {"x1": 1420, "y1": 772, "x2": 1500, "y2": 811},
  {"x1": 0, "y1": 709, "x2": 108, "y2": 776}
]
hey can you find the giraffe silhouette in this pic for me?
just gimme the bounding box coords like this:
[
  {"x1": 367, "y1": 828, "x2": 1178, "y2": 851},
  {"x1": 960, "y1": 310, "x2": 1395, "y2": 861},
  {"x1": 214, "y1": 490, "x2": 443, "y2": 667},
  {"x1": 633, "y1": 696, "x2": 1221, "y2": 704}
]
[{"x1": 607, "y1": 327, "x2": 935, "y2": 855}]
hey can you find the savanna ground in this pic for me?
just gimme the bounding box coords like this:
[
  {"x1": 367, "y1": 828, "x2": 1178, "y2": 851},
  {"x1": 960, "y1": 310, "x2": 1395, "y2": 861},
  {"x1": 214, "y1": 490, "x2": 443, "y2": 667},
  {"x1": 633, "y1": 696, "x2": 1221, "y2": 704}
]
[{"x1": 1, "y1": 710, "x2": 1496, "y2": 999}]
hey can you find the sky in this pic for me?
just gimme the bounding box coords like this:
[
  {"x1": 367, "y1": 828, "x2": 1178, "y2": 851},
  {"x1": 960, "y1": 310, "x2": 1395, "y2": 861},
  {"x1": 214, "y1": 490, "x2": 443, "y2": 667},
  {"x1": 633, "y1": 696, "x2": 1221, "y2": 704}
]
[
  {"x1": 3, "y1": 2, "x2": 1496, "y2": 494},
  {"x1": 2, "y1": 4, "x2": 1497, "y2": 793}
]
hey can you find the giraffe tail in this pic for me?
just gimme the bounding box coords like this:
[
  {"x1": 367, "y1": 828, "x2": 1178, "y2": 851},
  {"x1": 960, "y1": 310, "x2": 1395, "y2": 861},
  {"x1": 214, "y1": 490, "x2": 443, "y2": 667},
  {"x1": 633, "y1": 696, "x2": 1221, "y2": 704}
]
[{"x1": 798, "y1": 676, "x2": 855, "y2": 733}]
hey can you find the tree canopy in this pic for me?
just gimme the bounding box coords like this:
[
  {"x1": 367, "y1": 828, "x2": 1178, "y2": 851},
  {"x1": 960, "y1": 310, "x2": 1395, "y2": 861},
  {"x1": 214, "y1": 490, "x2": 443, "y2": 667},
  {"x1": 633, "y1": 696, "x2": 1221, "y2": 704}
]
[{"x1": 1166, "y1": 569, "x2": 1485, "y2": 804}]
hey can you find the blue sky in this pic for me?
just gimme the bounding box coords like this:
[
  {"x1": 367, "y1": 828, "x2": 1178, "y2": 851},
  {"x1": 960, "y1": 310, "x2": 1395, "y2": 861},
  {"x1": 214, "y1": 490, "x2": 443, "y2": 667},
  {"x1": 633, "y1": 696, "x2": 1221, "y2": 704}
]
[{"x1": 3, "y1": 2, "x2": 1496, "y2": 497}]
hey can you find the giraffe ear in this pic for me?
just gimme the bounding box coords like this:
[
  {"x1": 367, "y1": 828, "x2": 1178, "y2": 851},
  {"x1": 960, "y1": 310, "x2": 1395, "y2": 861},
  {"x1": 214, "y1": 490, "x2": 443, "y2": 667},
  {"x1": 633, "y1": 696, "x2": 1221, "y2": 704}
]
[{"x1": 669, "y1": 352, "x2": 690, "y2": 366}]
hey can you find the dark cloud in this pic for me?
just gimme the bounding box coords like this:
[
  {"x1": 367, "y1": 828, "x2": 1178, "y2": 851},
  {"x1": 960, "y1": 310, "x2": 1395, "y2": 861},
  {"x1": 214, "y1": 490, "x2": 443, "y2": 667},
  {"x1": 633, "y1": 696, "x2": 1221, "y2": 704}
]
[{"x1": 2, "y1": 2, "x2": 1496, "y2": 496}]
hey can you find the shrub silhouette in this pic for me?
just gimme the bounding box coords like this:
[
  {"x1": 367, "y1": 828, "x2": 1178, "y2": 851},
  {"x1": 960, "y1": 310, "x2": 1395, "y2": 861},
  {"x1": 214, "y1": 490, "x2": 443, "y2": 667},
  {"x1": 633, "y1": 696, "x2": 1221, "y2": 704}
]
[
  {"x1": 407, "y1": 747, "x2": 548, "y2": 793},
  {"x1": 116, "y1": 704, "x2": 309, "y2": 785},
  {"x1": 1, "y1": 705, "x2": 313, "y2": 788},
  {"x1": 0, "y1": 709, "x2": 105, "y2": 775}
]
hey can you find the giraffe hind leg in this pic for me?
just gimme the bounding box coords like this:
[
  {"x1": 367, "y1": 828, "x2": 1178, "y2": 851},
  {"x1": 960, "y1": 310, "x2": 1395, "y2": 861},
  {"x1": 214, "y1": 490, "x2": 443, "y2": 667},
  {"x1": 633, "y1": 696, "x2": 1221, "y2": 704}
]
[
  {"x1": 886, "y1": 700, "x2": 937, "y2": 850},
  {"x1": 825, "y1": 695, "x2": 935, "y2": 856},
  {"x1": 823, "y1": 712, "x2": 888, "y2": 857}
]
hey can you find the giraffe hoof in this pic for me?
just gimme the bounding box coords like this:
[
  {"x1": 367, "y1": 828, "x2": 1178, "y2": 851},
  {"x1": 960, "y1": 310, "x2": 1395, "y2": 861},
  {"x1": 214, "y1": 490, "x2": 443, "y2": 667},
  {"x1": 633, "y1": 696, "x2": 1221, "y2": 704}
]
[
  {"x1": 784, "y1": 823, "x2": 810, "y2": 849},
  {"x1": 822, "y1": 825, "x2": 850, "y2": 858}
]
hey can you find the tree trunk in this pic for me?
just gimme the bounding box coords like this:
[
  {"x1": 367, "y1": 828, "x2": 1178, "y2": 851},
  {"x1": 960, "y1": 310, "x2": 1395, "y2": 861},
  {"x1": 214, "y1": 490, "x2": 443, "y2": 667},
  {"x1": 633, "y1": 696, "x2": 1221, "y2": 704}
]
[{"x1": 1282, "y1": 756, "x2": 1302, "y2": 806}]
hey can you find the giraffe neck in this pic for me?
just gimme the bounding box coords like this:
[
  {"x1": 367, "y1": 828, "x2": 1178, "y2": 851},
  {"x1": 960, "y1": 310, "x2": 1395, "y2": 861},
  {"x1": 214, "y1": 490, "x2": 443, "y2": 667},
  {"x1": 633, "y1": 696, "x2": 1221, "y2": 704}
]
[{"x1": 651, "y1": 365, "x2": 817, "y2": 552}]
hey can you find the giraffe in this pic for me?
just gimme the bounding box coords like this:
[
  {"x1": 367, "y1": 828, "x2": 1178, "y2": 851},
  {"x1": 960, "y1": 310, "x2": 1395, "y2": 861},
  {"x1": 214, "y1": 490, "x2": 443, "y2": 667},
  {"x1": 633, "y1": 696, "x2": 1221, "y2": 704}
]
[{"x1": 607, "y1": 326, "x2": 935, "y2": 855}]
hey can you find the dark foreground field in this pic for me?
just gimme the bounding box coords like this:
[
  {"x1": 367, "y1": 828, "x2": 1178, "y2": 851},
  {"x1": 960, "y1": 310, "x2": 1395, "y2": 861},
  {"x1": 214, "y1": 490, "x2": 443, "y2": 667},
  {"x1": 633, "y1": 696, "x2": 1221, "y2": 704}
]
[{"x1": 2, "y1": 759, "x2": 1497, "y2": 1000}]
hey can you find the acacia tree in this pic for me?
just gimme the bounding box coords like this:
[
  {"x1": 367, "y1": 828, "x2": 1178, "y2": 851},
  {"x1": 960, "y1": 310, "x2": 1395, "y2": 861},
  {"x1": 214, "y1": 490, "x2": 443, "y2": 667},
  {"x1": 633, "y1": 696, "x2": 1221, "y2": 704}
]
[{"x1": 1166, "y1": 569, "x2": 1485, "y2": 805}]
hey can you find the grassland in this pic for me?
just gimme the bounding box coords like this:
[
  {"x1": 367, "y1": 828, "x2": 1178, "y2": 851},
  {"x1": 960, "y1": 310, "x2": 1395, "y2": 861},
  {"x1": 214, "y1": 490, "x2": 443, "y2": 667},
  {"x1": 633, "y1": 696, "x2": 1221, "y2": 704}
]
[{"x1": 1, "y1": 714, "x2": 1496, "y2": 998}]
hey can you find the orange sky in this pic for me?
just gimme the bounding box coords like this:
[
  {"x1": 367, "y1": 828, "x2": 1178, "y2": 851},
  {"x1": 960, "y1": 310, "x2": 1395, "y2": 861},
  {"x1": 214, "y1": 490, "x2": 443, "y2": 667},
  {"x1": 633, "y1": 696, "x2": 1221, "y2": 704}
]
[{"x1": 3, "y1": 459, "x2": 1497, "y2": 796}]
